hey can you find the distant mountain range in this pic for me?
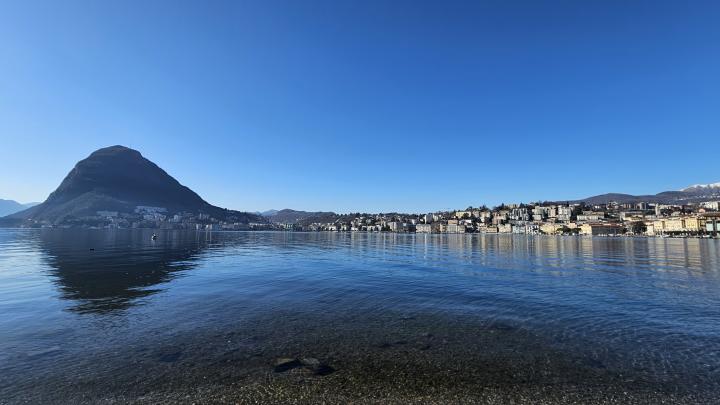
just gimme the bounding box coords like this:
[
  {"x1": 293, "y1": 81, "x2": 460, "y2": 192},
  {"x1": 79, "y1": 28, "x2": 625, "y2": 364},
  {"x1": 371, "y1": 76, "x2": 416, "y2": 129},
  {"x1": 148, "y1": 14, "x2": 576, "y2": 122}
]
[
  {"x1": 261, "y1": 209, "x2": 338, "y2": 224},
  {"x1": 261, "y1": 183, "x2": 720, "y2": 222},
  {"x1": 1, "y1": 145, "x2": 264, "y2": 226},
  {"x1": 577, "y1": 183, "x2": 720, "y2": 205},
  {"x1": 0, "y1": 199, "x2": 39, "y2": 217}
]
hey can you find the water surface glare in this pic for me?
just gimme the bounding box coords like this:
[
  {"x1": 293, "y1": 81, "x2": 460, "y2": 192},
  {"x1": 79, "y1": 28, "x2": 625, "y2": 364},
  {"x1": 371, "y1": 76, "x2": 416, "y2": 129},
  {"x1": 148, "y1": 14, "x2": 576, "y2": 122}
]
[{"x1": 1, "y1": 229, "x2": 720, "y2": 403}]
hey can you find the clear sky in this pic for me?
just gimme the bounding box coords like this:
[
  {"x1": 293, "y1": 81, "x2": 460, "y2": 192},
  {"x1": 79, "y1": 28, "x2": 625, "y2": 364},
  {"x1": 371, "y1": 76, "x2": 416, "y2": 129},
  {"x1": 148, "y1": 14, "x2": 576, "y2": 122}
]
[{"x1": 1, "y1": 0, "x2": 718, "y2": 213}]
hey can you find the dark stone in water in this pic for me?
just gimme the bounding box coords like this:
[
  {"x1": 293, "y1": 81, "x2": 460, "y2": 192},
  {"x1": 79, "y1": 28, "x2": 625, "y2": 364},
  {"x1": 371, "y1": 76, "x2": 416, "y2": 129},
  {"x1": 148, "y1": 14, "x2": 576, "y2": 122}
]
[
  {"x1": 301, "y1": 357, "x2": 321, "y2": 367},
  {"x1": 301, "y1": 358, "x2": 335, "y2": 376},
  {"x1": 274, "y1": 358, "x2": 302, "y2": 372},
  {"x1": 312, "y1": 363, "x2": 336, "y2": 376},
  {"x1": 274, "y1": 357, "x2": 335, "y2": 376}
]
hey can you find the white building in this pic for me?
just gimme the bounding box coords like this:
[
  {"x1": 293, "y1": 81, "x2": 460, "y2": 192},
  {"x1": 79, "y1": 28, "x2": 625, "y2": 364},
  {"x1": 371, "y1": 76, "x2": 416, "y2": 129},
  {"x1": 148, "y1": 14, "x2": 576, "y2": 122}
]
[
  {"x1": 557, "y1": 206, "x2": 573, "y2": 222},
  {"x1": 446, "y1": 224, "x2": 466, "y2": 233},
  {"x1": 416, "y1": 223, "x2": 440, "y2": 233}
]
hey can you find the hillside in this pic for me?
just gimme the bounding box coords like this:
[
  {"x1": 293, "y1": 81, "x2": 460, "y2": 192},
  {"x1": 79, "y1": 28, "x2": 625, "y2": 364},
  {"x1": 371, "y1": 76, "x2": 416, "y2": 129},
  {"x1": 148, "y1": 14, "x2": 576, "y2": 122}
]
[
  {"x1": 3, "y1": 146, "x2": 263, "y2": 226},
  {"x1": 263, "y1": 209, "x2": 337, "y2": 224}
]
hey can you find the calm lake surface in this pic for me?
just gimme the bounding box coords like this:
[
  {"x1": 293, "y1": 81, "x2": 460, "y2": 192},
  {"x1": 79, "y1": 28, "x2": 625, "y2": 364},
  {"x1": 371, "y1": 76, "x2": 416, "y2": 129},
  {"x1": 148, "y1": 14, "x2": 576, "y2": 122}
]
[{"x1": 2, "y1": 229, "x2": 720, "y2": 404}]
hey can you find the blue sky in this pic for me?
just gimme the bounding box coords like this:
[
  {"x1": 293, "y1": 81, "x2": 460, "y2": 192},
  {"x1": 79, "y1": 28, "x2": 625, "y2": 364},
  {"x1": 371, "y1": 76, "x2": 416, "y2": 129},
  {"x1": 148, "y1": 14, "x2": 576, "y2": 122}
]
[{"x1": 1, "y1": 0, "x2": 718, "y2": 213}]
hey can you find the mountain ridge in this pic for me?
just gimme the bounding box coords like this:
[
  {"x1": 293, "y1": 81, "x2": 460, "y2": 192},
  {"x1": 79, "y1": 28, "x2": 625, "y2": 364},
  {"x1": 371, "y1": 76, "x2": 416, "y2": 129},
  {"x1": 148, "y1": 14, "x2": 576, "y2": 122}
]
[
  {"x1": 577, "y1": 183, "x2": 720, "y2": 205},
  {"x1": 0, "y1": 199, "x2": 39, "y2": 217},
  {"x1": 682, "y1": 183, "x2": 720, "y2": 192},
  {"x1": 262, "y1": 208, "x2": 338, "y2": 224}
]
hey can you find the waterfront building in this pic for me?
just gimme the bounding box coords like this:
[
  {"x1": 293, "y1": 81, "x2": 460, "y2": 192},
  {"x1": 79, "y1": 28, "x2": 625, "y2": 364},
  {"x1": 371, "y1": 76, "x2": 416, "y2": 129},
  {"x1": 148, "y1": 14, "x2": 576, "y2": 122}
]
[
  {"x1": 684, "y1": 217, "x2": 704, "y2": 233},
  {"x1": 580, "y1": 223, "x2": 623, "y2": 236},
  {"x1": 446, "y1": 223, "x2": 467, "y2": 233},
  {"x1": 665, "y1": 218, "x2": 685, "y2": 233},
  {"x1": 416, "y1": 223, "x2": 440, "y2": 233},
  {"x1": 705, "y1": 215, "x2": 720, "y2": 235},
  {"x1": 498, "y1": 223, "x2": 513, "y2": 233},
  {"x1": 540, "y1": 223, "x2": 565, "y2": 235}
]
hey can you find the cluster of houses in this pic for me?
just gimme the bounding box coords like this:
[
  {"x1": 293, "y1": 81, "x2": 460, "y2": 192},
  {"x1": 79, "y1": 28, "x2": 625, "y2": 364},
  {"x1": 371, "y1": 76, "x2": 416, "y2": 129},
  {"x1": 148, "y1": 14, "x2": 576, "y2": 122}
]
[
  {"x1": 51, "y1": 206, "x2": 274, "y2": 231},
  {"x1": 289, "y1": 201, "x2": 720, "y2": 238}
]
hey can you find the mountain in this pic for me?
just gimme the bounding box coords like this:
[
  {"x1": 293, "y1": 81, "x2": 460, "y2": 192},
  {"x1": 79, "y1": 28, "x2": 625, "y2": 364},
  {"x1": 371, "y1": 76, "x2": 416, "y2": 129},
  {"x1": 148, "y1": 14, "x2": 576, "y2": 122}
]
[
  {"x1": 579, "y1": 182, "x2": 720, "y2": 205},
  {"x1": 263, "y1": 209, "x2": 337, "y2": 224},
  {"x1": 0, "y1": 199, "x2": 38, "y2": 217},
  {"x1": 2, "y1": 145, "x2": 264, "y2": 226},
  {"x1": 682, "y1": 183, "x2": 720, "y2": 192}
]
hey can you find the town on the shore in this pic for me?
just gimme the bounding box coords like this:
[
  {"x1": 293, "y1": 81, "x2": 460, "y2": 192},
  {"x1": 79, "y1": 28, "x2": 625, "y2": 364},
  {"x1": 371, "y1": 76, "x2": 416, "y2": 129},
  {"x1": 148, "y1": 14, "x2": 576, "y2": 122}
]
[
  {"x1": 291, "y1": 201, "x2": 720, "y2": 237},
  {"x1": 34, "y1": 199, "x2": 720, "y2": 238}
]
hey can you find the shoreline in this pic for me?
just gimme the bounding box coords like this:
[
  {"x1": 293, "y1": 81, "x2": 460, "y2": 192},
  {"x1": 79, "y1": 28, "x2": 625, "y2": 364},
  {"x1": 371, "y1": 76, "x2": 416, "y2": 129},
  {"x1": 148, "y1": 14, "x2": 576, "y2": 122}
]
[{"x1": 1, "y1": 226, "x2": 719, "y2": 239}]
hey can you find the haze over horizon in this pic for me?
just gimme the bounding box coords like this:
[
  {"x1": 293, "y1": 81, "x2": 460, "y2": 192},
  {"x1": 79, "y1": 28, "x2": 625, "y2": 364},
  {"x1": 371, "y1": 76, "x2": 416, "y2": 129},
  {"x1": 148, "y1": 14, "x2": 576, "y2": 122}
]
[{"x1": 1, "y1": 1, "x2": 719, "y2": 213}]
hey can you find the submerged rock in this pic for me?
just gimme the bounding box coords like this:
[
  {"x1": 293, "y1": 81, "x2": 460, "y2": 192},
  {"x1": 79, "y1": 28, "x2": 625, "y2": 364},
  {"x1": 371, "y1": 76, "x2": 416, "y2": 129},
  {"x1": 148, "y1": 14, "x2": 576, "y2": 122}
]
[
  {"x1": 300, "y1": 357, "x2": 321, "y2": 368},
  {"x1": 301, "y1": 357, "x2": 336, "y2": 376},
  {"x1": 273, "y1": 358, "x2": 302, "y2": 372},
  {"x1": 273, "y1": 357, "x2": 335, "y2": 376}
]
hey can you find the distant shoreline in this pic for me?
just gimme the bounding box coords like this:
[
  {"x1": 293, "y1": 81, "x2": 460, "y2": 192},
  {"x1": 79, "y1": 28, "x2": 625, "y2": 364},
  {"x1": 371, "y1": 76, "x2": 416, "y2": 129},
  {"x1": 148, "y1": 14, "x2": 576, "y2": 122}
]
[{"x1": 2, "y1": 226, "x2": 718, "y2": 240}]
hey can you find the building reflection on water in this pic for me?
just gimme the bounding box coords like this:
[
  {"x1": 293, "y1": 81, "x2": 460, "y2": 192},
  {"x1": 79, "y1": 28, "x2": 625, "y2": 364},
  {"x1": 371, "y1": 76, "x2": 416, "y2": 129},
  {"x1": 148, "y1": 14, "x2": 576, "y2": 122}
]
[{"x1": 34, "y1": 230, "x2": 720, "y2": 314}]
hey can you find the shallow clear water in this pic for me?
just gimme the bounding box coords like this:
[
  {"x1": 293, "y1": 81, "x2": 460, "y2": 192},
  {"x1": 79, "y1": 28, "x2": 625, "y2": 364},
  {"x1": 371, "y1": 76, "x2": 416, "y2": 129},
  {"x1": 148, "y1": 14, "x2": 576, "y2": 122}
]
[{"x1": 1, "y1": 229, "x2": 720, "y2": 402}]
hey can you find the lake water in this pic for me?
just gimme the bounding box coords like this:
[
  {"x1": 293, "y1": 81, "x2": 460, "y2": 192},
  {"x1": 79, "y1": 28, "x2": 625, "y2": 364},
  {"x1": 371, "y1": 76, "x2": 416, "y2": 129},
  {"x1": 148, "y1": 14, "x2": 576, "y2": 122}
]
[{"x1": 1, "y1": 229, "x2": 720, "y2": 403}]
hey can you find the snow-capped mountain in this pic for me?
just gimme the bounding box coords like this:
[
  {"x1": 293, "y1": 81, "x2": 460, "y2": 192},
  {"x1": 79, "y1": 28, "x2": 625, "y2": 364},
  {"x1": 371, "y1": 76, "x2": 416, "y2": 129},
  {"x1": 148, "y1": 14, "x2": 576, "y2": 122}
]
[{"x1": 682, "y1": 182, "x2": 720, "y2": 192}]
